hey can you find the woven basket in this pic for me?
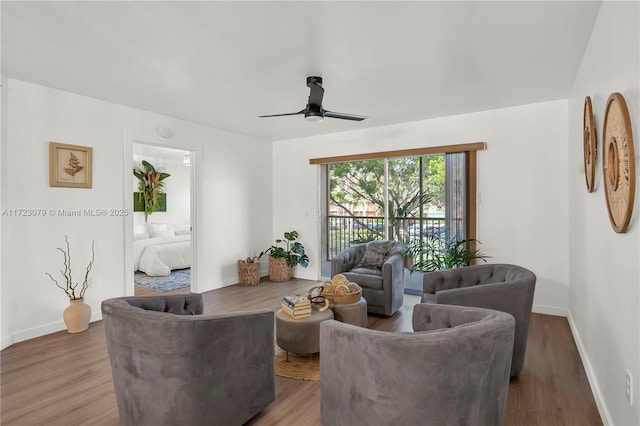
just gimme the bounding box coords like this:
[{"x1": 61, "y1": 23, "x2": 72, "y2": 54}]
[
  {"x1": 269, "y1": 257, "x2": 292, "y2": 282},
  {"x1": 322, "y1": 287, "x2": 362, "y2": 305},
  {"x1": 237, "y1": 260, "x2": 261, "y2": 287}
]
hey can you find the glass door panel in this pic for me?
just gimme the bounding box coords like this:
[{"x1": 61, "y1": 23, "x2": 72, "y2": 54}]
[{"x1": 327, "y1": 160, "x2": 386, "y2": 260}]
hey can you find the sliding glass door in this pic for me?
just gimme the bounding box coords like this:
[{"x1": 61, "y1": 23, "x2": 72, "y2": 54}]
[{"x1": 320, "y1": 151, "x2": 471, "y2": 283}]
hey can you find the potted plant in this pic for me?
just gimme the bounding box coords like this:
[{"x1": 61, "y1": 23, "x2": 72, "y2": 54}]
[
  {"x1": 133, "y1": 160, "x2": 170, "y2": 222},
  {"x1": 403, "y1": 234, "x2": 489, "y2": 272},
  {"x1": 263, "y1": 231, "x2": 309, "y2": 282},
  {"x1": 45, "y1": 236, "x2": 95, "y2": 333}
]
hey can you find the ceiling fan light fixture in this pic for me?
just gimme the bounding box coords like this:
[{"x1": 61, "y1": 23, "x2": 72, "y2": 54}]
[{"x1": 305, "y1": 112, "x2": 324, "y2": 123}]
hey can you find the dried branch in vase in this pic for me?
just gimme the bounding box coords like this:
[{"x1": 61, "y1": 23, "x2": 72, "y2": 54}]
[{"x1": 45, "y1": 236, "x2": 95, "y2": 300}]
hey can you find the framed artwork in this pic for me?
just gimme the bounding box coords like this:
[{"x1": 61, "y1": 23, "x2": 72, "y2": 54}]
[
  {"x1": 602, "y1": 93, "x2": 635, "y2": 233},
  {"x1": 49, "y1": 142, "x2": 92, "y2": 188},
  {"x1": 583, "y1": 96, "x2": 596, "y2": 193}
]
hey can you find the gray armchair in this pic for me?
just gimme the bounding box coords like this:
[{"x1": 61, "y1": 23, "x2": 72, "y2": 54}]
[
  {"x1": 331, "y1": 240, "x2": 404, "y2": 316},
  {"x1": 320, "y1": 303, "x2": 515, "y2": 426},
  {"x1": 422, "y1": 263, "x2": 536, "y2": 376},
  {"x1": 101, "y1": 293, "x2": 275, "y2": 426}
]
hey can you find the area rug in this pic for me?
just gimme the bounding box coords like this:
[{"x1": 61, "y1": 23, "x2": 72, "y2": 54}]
[
  {"x1": 275, "y1": 346, "x2": 320, "y2": 382},
  {"x1": 134, "y1": 268, "x2": 190, "y2": 292}
]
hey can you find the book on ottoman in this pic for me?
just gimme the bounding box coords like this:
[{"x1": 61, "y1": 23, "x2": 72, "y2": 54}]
[{"x1": 282, "y1": 295, "x2": 312, "y2": 319}]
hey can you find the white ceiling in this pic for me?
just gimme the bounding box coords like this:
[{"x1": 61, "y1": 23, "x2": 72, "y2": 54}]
[
  {"x1": 2, "y1": 1, "x2": 601, "y2": 142},
  {"x1": 133, "y1": 143, "x2": 189, "y2": 161}
]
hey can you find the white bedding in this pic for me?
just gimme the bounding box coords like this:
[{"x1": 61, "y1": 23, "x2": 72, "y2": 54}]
[{"x1": 133, "y1": 234, "x2": 191, "y2": 276}]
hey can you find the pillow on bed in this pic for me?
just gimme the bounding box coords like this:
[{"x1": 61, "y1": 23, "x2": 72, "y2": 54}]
[
  {"x1": 133, "y1": 232, "x2": 149, "y2": 241},
  {"x1": 148, "y1": 223, "x2": 168, "y2": 237},
  {"x1": 171, "y1": 223, "x2": 191, "y2": 235},
  {"x1": 153, "y1": 229, "x2": 175, "y2": 238}
]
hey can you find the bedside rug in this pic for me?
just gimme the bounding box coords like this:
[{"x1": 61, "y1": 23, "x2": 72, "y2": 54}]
[
  {"x1": 134, "y1": 269, "x2": 190, "y2": 292},
  {"x1": 275, "y1": 346, "x2": 320, "y2": 382}
]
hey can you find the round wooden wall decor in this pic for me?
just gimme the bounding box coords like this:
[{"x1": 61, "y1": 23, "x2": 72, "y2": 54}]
[
  {"x1": 583, "y1": 96, "x2": 596, "y2": 192},
  {"x1": 602, "y1": 92, "x2": 635, "y2": 233}
]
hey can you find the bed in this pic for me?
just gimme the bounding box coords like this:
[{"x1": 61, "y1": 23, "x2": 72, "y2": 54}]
[{"x1": 133, "y1": 223, "x2": 191, "y2": 276}]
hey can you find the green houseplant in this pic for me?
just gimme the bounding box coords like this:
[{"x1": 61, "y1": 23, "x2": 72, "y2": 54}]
[
  {"x1": 403, "y1": 234, "x2": 489, "y2": 272},
  {"x1": 262, "y1": 231, "x2": 309, "y2": 282},
  {"x1": 45, "y1": 236, "x2": 95, "y2": 333},
  {"x1": 133, "y1": 160, "x2": 170, "y2": 222}
]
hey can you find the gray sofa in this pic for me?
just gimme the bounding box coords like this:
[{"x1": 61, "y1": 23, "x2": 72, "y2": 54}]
[
  {"x1": 422, "y1": 263, "x2": 536, "y2": 376},
  {"x1": 320, "y1": 303, "x2": 515, "y2": 426},
  {"x1": 101, "y1": 293, "x2": 275, "y2": 426},
  {"x1": 331, "y1": 240, "x2": 404, "y2": 316}
]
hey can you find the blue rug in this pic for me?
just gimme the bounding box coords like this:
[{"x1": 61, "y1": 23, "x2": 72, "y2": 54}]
[{"x1": 135, "y1": 268, "x2": 191, "y2": 292}]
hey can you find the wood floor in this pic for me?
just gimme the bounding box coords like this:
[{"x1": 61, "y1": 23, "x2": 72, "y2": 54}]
[{"x1": 2, "y1": 278, "x2": 602, "y2": 426}]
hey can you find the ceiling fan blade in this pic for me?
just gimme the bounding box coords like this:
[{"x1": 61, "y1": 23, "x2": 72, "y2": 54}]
[
  {"x1": 258, "y1": 110, "x2": 305, "y2": 118},
  {"x1": 307, "y1": 76, "x2": 324, "y2": 107},
  {"x1": 323, "y1": 110, "x2": 368, "y2": 121}
]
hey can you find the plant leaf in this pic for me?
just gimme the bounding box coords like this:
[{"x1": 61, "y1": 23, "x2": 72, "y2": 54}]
[
  {"x1": 133, "y1": 170, "x2": 145, "y2": 181},
  {"x1": 284, "y1": 231, "x2": 298, "y2": 241},
  {"x1": 141, "y1": 160, "x2": 156, "y2": 173}
]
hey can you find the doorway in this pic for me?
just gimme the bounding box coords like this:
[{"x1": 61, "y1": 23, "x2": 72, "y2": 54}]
[{"x1": 132, "y1": 143, "x2": 194, "y2": 296}]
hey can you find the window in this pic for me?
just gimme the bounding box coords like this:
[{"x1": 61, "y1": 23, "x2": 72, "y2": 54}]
[{"x1": 311, "y1": 143, "x2": 484, "y2": 278}]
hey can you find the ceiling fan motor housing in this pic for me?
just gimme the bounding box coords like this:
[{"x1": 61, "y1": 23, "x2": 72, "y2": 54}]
[
  {"x1": 305, "y1": 76, "x2": 325, "y2": 121},
  {"x1": 305, "y1": 103, "x2": 323, "y2": 121}
]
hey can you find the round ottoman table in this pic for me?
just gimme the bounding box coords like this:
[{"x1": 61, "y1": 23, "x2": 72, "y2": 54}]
[
  {"x1": 330, "y1": 297, "x2": 368, "y2": 328},
  {"x1": 276, "y1": 308, "x2": 334, "y2": 360}
]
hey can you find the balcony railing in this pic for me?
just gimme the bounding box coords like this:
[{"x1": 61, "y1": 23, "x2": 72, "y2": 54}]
[{"x1": 327, "y1": 215, "x2": 447, "y2": 260}]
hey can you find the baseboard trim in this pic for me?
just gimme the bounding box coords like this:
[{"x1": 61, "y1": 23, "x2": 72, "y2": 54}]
[
  {"x1": 3, "y1": 311, "x2": 104, "y2": 350},
  {"x1": 291, "y1": 272, "x2": 317, "y2": 282},
  {"x1": 567, "y1": 312, "x2": 612, "y2": 426},
  {"x1": 532, "y1": 303, "x2": 567, "y2": 317},
  {"x1": 11, "y1": 320, "x2": 67, "y2": 344},
  {"x1": 1, "y1": 334, "x2": 14, "y2": 351}
]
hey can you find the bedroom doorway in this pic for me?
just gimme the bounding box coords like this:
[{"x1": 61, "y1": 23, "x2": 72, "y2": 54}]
[{"x1": 132, "y1": 143, "x2": 194, "y2": 296}]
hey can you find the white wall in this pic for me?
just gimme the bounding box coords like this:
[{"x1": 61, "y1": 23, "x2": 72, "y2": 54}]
[
  {"x1": 568, "y1": 2, "x2": 639, "y2": 425},
  {"x1": 273, "y1": 99, "x2": 569, "y2": 316},
  {"x1": 0, "y1": 78, "x2": 273, "y2": 349},
  {"x1": 0, "y1": 77, "x2": 7, "y2": 347}
]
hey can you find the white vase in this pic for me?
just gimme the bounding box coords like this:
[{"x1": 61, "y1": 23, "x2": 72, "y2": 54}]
[{"x1": 63, "y1": 299, "x2": 91, "y2": 333}]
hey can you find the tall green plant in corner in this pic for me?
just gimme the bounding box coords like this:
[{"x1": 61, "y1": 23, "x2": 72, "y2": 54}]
[{"x1": 133, "y1": 160, "x2": 170, "y2": 222}]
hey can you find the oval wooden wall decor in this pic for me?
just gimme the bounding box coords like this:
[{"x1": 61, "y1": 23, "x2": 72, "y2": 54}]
[
  {"x1": 583, "y1": 96, "x2": 597, "y2": 192},
  {"x1": 602, "y1": 92, "x2": 635, "y2": 233}
]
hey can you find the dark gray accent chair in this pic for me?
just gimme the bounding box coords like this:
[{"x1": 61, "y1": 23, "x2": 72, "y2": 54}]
[
  {"x1": 101, "y1": 293, "x2": 275, "y2": 426},
  {"x1": 422, "y1": 263, "x2": 536, "y2": 376},
  {"x1": 320, "y1": 303, "x2": 515, "y2": 426},
  {"x1": 331, "y1": 241, "x2": 404, "y2": 316}
]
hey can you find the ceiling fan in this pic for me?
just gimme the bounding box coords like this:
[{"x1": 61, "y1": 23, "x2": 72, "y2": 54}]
[{"x1": 258, "y1": 76, "x2": 368, "y2": 122}]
